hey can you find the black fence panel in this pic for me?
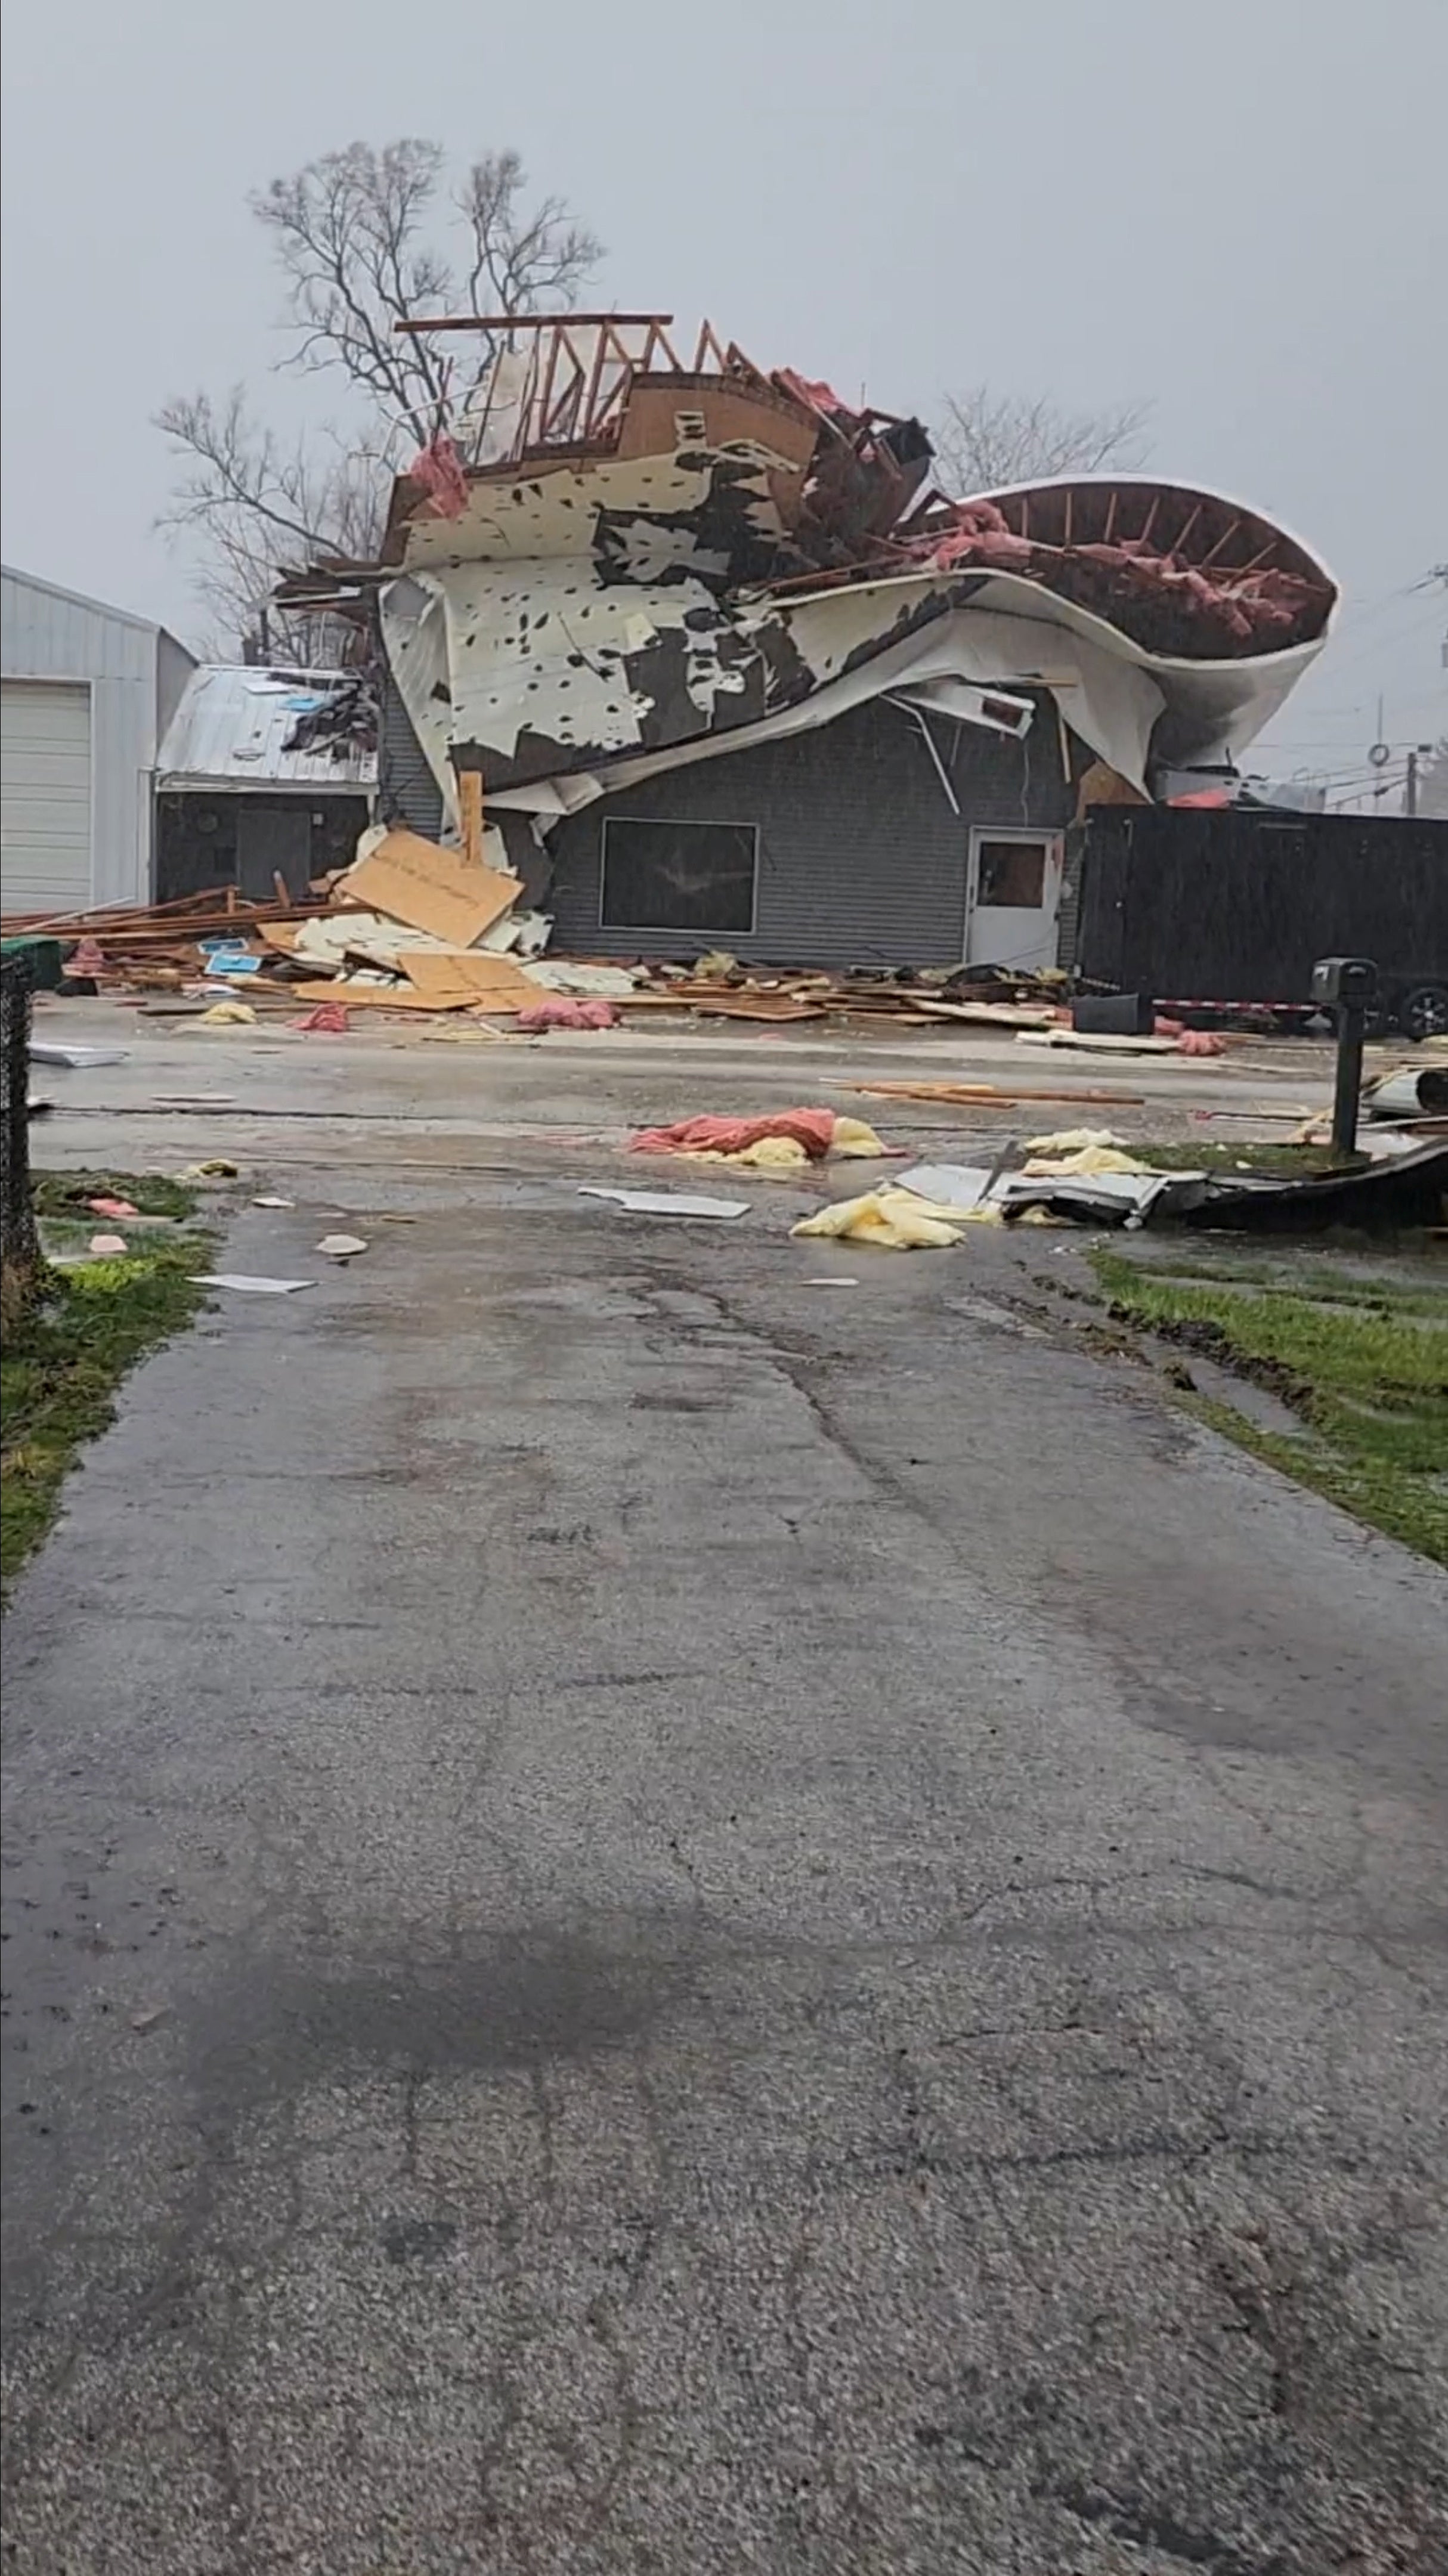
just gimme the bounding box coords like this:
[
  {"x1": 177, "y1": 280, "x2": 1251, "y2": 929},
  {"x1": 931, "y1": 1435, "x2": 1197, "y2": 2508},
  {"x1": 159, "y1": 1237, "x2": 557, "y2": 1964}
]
[{"x1": 1076, "y1": 809, "x2": 1448, "y2": 1002}]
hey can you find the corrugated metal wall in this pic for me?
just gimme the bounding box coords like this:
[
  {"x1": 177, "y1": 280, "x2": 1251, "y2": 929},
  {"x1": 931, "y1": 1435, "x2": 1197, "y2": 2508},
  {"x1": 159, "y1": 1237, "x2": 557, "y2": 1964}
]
[
  {"x1": 379, "y1": 669, "x2": 445, "y2": 839},
  {"x1": 544, "y1": 697, "x2": 1075, "y2": 966},
  {"x1": 1, "y1": 569, "x2": 196, "y2": 906}
]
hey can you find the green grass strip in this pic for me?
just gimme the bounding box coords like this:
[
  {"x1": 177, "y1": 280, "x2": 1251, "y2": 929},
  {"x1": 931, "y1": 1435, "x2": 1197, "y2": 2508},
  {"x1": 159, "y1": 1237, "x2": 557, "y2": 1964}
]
[
  {"x1": 1092, "y1": 1247, "x2": 1448, "y2": 1565},
  {"x1": 3, "y1": 1178, "x2": 214, "y2": 1593}
]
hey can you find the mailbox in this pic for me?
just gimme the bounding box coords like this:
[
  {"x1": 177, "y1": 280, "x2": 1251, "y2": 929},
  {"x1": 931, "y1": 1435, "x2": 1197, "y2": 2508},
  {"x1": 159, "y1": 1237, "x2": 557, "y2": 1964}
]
[
  {"x1": 1311, "y1": 956, "x2": 1378, "y2": 1010},
  {"x1": 1313, "y1": 956, "x2": 1378, "y2": 1153}
]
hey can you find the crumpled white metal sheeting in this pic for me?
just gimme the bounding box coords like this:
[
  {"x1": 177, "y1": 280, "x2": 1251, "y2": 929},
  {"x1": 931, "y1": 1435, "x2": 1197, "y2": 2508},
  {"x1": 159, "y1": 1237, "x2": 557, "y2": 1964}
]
[
  {"x1": 383, "y1": 564, "x2": 1173, "y2": 825},
  {"x1": 382, "y1": 497, "x2": 1332, "y2": 833}
]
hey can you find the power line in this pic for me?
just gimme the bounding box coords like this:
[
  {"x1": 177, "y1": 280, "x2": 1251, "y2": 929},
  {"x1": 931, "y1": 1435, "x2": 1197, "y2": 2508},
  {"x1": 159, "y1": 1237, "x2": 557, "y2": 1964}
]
[{"x1": 1316, "y1": 595, "x2": 1444, "y2": 680}]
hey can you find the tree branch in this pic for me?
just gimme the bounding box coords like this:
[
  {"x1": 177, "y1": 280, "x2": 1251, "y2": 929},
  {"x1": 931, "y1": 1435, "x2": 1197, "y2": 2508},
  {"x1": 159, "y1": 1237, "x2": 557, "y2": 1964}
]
[
  {"x1": 157, "y1": 136, "x2": 602, "y2": 648},
  {"x1": 935, "y1": 388, "x2": 1152, "y2": 494}
]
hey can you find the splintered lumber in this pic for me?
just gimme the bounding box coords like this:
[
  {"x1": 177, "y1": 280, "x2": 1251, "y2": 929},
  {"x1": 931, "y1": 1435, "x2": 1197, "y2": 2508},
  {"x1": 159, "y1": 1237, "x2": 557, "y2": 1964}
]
[
  {"x1": 855, "y1": 1080, "x2": 1146, "y2": 1107},
  {"x1": 0, "y1": 887, "x2": 233, "y2": 935},
  {"x1": 2, "y1": 890, "x2": 334, "y2": 938},
  {"x1": 670, "y1": 989, "x2": 825, "y2": 1020},
  {"x1": 605, "y1": 990, "x2": 698, "y2": 1008},
  {"x1": 694, "y1": 996, "x2": 825, "y2": 1020},
  {"x1": 457, "y1": 769, "x2": 485, "y2": 869},
  {"x1": 607, "y1": 987, "x2": 825, "y2": 1020},
  {"x1": 340, "y1": 829, "x2": 519, "y2": 948},
  {"x1": 907, "y1": 998, "x2": 1056, "y2": 1029},
  {"x1": 1015, "y1": 1028, "x2": 1181, "y2": 1057}
]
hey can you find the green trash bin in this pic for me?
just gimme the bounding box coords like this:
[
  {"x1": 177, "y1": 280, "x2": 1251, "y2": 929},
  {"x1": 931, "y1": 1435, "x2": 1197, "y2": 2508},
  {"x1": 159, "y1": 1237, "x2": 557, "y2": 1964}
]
[{"x1": 0, "y1": 937, "x2": 66, "y2": 993}]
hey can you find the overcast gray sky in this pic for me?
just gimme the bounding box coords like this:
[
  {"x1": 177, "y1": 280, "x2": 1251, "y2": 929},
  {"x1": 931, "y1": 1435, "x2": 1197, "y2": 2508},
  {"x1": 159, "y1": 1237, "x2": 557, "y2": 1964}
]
[{"x1": 3, "y1": 0, "x2": 1443, "y2": 795}]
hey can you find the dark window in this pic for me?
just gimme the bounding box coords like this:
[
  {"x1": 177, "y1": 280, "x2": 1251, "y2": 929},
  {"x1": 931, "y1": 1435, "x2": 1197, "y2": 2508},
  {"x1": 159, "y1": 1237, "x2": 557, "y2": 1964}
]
[
  {"x1": 600, "y1": 817, "x2": 757, "y2": 933},
  {"x1": 976, "y1": 838, "x2": 1047, "y2": 908}
]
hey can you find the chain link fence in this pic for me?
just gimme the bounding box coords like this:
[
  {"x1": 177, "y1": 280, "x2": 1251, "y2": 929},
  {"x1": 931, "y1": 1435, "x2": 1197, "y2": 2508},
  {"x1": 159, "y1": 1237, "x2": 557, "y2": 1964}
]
[{"x1": 1, "y1": 953, "x2": 41, "y2": 1301}]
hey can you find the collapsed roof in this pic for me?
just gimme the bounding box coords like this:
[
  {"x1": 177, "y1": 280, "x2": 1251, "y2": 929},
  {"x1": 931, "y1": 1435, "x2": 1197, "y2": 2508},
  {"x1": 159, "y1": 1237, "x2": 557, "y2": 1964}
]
[
  {"x1": 287, "y1": 315, "x2": 1338, "y2": 818},
  {"x1": 156, "y1": 665, "x2": 378, "y2": 795}
]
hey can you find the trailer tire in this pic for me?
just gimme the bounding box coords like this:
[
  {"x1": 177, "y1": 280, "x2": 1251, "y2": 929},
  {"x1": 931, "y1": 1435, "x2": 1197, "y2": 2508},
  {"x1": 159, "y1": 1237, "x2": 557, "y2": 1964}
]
[{"x1": 1397, "y1": 982, "x2": 1448, "y2": 1042}]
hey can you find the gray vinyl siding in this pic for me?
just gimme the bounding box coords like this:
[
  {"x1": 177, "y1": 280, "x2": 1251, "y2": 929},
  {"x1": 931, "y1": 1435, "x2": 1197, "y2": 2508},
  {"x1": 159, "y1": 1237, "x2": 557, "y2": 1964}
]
[{"x1": 544, "y1": 696, "x2": 1075, "y2": 967}]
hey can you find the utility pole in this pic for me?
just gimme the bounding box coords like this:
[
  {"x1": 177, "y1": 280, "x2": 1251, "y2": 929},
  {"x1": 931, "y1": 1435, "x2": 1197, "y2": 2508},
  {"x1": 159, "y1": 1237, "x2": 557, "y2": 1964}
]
[{"x1": 1405, "y1": 744, "x2": 1434, "y2": 819}]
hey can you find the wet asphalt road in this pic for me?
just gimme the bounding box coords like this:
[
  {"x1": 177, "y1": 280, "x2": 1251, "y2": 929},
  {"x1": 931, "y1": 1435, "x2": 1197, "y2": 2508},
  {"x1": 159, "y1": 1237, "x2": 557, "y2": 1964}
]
[{"x1": 3, "y1": 1144, "x2": 1447, "y2": 2574}]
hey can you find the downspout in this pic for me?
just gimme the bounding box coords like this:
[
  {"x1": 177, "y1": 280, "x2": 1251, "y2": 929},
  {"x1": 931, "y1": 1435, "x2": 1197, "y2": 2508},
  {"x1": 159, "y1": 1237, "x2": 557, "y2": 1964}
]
[{"x1": 883, "y1": 695, "x2": 960, "y2": 816}]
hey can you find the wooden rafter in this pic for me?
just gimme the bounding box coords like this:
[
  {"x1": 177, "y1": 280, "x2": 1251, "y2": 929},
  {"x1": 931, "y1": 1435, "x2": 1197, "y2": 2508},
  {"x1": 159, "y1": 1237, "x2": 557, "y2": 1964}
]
[
  {"x1": 394, "y1": 311, "x2": 676, "y2": 336},
  {"x1": 1170, "y1": 500, "x2": 1204, "y2": 559},
  {"x1": 1199, "y1": 513, "x2": 1247, "y2": 570}
]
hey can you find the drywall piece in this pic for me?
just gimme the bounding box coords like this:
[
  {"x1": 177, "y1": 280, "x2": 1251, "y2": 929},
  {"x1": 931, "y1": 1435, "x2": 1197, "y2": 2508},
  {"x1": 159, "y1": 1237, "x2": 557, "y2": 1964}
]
[
  {"x1": 191, "y1": 1272, "x2": 317, "y2": 1295},
  {"x1": 578, "y1": 1185, "x2": 750, "y2": 1220},
  {"x1": 895, "y1": 1165, "x2": 993, "y2": 1210},
  {"x1": 30, "y1": 1043, "x2": 130, "y2": 1067}
]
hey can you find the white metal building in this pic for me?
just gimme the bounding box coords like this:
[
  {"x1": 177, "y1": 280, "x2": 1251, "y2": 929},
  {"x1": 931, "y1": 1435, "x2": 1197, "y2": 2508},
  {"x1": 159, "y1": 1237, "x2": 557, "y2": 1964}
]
[{"x1": 1, "y1": 566, "x2": 195, "y2": 915}]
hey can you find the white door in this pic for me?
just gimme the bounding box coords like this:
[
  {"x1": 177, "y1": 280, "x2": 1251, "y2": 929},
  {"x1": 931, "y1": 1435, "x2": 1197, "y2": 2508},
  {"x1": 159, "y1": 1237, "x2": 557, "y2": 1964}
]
[
  {"x1": 966, "y1": 827, "x2": 1063, "y2": 973},
  {"x1": 1, "y1": 680, "x2": 92, "y2": 914}
]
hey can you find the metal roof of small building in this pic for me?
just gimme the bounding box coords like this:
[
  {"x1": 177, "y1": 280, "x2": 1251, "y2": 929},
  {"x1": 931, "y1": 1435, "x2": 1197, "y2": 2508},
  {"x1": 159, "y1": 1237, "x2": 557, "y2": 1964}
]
[
  {"x1": 156, "y1": 665, "x2": 376, "y2": 794},
  {"x1": 2, "y1": 561, "x2": 185, "y2": 640}
]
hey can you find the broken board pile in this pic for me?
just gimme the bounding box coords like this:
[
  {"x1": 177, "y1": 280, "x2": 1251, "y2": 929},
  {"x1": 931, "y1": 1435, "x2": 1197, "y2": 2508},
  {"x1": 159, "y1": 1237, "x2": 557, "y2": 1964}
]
[
  {"x1": 0, "y1": 831, "x2": 549, "y2": 1018},
  {"x1": 1, "y1": 846, "x2": 1088, "y2": 1029},
  {"x1": 2, "y1": 839, "x2": 1224, "y2": 1042}
]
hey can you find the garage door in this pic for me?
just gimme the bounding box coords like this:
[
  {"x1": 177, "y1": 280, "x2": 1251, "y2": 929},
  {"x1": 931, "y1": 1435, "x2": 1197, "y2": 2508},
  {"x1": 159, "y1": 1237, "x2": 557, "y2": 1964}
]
[{"x1": 1, "y1": 680, "x2": 92, "y2": 914}]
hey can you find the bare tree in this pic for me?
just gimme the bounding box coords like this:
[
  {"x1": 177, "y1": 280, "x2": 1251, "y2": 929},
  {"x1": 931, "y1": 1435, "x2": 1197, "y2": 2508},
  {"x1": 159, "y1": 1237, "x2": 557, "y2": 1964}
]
[
  {"x1": 156, "y1": 394, "x2": 394, "y2": 662},
  {"x1": 157, "y1": 141, "x2": 602, "y2": 656},
  {"x1": 935, "y1": 388, "x2": 1152, "y2": 494}
]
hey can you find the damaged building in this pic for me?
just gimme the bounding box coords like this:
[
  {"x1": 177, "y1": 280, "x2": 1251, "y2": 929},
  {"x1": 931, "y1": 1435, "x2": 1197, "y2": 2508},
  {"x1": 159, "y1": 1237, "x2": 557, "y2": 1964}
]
[
  {"x1": 155, "y1": 665, "x2": 376, "y2": 904},
  {"x1": 284, "y1": 315, "x2": 1338, "y2": 972}
]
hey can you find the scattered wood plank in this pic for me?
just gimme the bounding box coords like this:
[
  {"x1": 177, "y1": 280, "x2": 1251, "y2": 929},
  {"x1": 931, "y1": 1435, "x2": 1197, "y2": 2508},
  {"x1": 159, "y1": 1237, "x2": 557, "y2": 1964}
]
[
  {"x1": 855, "y1": 1080, "x2": 1147, "y2": 1107},
  {"x1": 908, "y1": 999, "x2": 1057, "y2": 1029},
  {"x1": 604, "y1": 992, "x2": 699, "y2": 1009},
  {"x1": 671, "y1": 990, "x2": 825, "y2": 1020}
]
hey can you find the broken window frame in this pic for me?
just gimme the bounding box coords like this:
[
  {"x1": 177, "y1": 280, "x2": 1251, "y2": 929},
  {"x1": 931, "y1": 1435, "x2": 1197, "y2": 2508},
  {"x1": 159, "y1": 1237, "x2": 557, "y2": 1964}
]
[
  {"x1": 970, "y1": 832, "x2": 1053, "y2": 910},
  {"x1": 598, "y1": 815, "x2": 760, "y2": 937}
]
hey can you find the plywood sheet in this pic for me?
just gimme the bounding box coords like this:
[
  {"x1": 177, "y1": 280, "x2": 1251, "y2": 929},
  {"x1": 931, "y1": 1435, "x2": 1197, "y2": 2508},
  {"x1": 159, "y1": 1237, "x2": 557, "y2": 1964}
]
[
  {"x1": 340, "y1": 829, "x2": 521, "y2": 947},
  {"x1": 291, "y1": 979, "x2": 477, "y2": 1012},
  {"x1": 400, "y1": 950, "x2": 537, "y2": 1006}
]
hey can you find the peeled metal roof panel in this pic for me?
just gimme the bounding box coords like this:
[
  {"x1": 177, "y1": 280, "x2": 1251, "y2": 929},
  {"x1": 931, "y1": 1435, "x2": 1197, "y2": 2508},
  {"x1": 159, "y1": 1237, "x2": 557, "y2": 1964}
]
[{"x1": 156, "y1": 665, "x2": 376, "y2": 792}]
